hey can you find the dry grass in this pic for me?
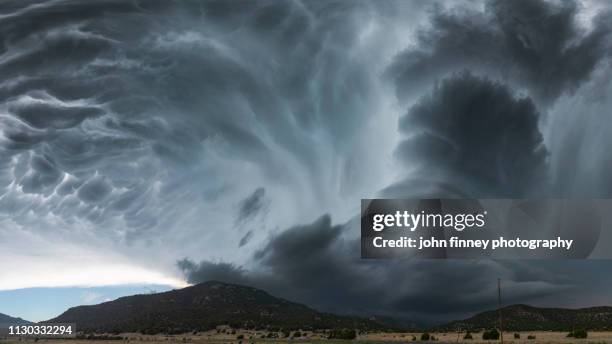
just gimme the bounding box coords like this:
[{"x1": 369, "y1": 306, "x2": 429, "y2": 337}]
[
  {"x1": 361, "y1": 331, "x2": 612, "y2": 343},
  {"x1": 2, "y1": 331, "x2": 612, "y2": 344}
]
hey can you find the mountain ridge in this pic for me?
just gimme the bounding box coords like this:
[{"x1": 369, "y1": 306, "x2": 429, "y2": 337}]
[
  {"x1": 0, "y1": 313, "x2": 31, "y2": 325},
  {"x1": 46, "y1": 283, "x2": 612, "y2": 334},
  {"x1": 47, "y1": 281, "x2": 387, "y2": 334},
  {"x1": 438, "y1": 304, "x2": 612, "y2": 331}
]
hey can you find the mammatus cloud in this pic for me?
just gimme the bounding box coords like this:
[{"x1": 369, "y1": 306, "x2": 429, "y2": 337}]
[{"x1": 0, "y1": 0, "x2": 404, "y2": 289}]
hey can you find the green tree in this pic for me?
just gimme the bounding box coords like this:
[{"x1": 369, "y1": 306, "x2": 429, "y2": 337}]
[{"x1": 482, "y1": 329, "x2": 499, "y2": 340}]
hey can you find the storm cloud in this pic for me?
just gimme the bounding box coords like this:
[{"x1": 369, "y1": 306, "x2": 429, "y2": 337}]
[
  {"x1": 1, "y1": 0, "x2": 612, "y2": 325},
  {"x1": 178, "y1": 0, "x2": 612, "y2": 325},
  {"x1": 180, "y1": 214, "x2": 586, "y2": 324},
  {"x1": 388, "y1": 0, "x2": 612, "y2": 106},
  {"x1": 236, "y1": 187, "x2": 268, "y2": 225},
  {"x1": 385, "y1": 72, "x2": 548, "y2": 198},
  {"x1": 0, "y1": 0, "x2": 403, "y2": 270}
]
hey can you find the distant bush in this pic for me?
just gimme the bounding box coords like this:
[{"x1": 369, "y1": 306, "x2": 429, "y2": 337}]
[
  {"x1": 421, "y1": 332, "x2": 430, "y2": 341},
  {"x1": 412, "y1": 335, "x2": 417, "y2": 341},
  {"x1": 527, "y1": 335, "x2": 536, "y2": 340},
  {"x1": 328, "y1": 329, "x2": 357, "y2": 340},
  {"x1": 567, "y1": 329, "x2": 587, "y2": 338},
  {"x1": 292, "y1": 331, "x2": 302, "y2": 338},
  {"x1": 482, "y1": 329, "x2": 500, "y2": 340},
  {"x1": 236, "y1": 335, "x2": 244, "y2": 340},
  {"x1": 282, "y1": 329, "x2": 291, "y2": 338},
  {"x1": 514, "y1": 333, "x2": 520, "y2": 339},
  {"x1": 76, "y1": 335, "x2": 124, "y2": 341},
  {"x1": 464, "y1": 332, "x2": 473, "y2": 340}
]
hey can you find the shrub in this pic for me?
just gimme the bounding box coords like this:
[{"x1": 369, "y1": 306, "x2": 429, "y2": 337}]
[
  {"x1": 412, "y1": 335, "x2": 417, "y2": 341},
  {"x1": 514, "y1": 333, "x2": 520, "y2": 339},
  {"x1": 464, "y1": 332, "x2": 473, "y2": 340},
  {"x1": 282, "y1": 329, "x2": 291, "y2": 338},
  {"x1": 421, "y1": 333, "x2": 430, "y2": 341},
  {"x1": 527, "y1": 335, "x2": 536, "y2": 340},
  {"x1": 292, "y1": 332, "x2": 302, "y2": 338},
  {"x1": 482, "y1": 329, "x2": 500, "y2": 340},
  {"x1": 236, "y1": 335, "x2": 244, "y2": 340},
  {"x1": 567, "y1": 329, "x2": 587, "y2": 338},
  {"x1": 328, "y1": 329, "x2": 357, "y2": 340}
]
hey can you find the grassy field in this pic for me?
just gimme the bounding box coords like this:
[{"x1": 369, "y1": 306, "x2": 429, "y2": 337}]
[{"x1": 3, "y1": 331, "x2": 612, "y2": 344}]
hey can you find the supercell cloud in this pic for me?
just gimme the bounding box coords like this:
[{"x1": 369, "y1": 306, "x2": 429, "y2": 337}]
[
  {"x1": 1, "y1": 0, "x2": 612, "y2": 323},
  {"x1": 388, "y1": 0, "x2": 611, "y2": 105},
  {"x1": 384, "y1": 72, "x2": 548, "y2": 199}
]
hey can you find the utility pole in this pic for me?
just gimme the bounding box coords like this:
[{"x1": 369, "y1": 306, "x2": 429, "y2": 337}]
[{"x1": 498, "y1": 278, "x2": 503, "y2": 344}]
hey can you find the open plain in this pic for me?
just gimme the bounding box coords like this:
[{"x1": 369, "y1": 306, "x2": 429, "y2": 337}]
[{"x1": 3, "y1": 331, "x2": 612, "y2": 344}]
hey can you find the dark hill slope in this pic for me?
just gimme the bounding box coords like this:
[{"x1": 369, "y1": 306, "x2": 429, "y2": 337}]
[
  {"x1": 48, "y1": 281, "x2": 385, "y2": 334},
  {"x1": 0, "y1": 313, "x2": 31, "y2": 324},
  {"x1": 439, "y1": 304, "x2": 612, "y2": 331}
]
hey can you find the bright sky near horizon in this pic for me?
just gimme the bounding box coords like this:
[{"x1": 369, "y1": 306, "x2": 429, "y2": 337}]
[{"x1": 0, "y1": 285, "x2": 173, "y2": 322}]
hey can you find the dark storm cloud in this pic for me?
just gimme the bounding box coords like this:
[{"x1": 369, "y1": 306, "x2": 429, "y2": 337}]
[
  {"x1": 7, "y1": 96, "x2": 104, "y2": 130},
  {"x1": 236, "y1": 187, "x2": 268, "y2": 224},
  {"x1": 388, "y1": 0, "x2": 612, "y2": 105},
  {"x1": 181, "y1": 215, "x2": 571, "y2": 323},
  {"x1": 384, "y1": 0, "x2": 612, "y2": 201},
  {"x1": 238, "y1": 230, "x2": 254, "y2": 248},
  {"x1": 19, "y1": 154, "x2": 63, "y2": 194},
  {"x1": 77, "y1": 176, "x2": 113, "y2": 203},
  {"x1": 177, "y1": 259, "x2": 249, "y2": 286},
  {"x1": 385, "y1": 72, "x2": 547, "y2": 198},
  {"x1": 250, "y1": 215, "x2": 376, "y2": 310}
]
